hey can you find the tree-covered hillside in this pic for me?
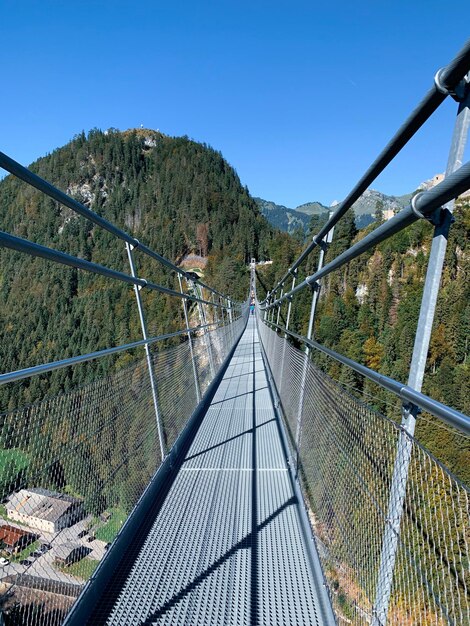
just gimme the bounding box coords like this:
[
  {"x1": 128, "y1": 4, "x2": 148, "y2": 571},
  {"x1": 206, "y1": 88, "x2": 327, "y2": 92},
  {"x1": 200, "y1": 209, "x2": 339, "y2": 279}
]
[
  {"x1": 254, "y1": 197, "x2": 311, "y2": 236},
  {"x1": 0, "y1": 129, "x2": 276, "y2": 410},
  {"x1": 258, "y1": 200, "x2": 470, "y2": 483}
]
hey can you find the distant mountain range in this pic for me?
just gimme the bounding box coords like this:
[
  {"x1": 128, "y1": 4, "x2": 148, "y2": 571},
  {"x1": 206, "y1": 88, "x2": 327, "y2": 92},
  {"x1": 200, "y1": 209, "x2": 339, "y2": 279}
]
[
  {"x1": 255, "y1": 188, "x2": 417, "y2": 235},
  {"x1": 294, "y1": 200, "x2": 330, "y2": 216},
  {"x1": 253, "y1": 198, "x2": 313, "y2": 234}
]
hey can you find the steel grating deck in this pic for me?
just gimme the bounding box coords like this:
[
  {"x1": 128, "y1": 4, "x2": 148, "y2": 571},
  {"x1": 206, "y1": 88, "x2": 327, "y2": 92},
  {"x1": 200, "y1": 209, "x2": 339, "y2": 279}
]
[{"x1": 99, "y1": 318, "x2": 328, "y2": 625}]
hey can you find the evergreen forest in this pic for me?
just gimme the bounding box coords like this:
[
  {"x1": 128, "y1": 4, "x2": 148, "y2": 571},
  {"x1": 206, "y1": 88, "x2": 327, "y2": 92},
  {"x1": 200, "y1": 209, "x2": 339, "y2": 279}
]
[
  {"x1": 0, "y1": 129, "x2": 281, "y2": 524},
  {"x1": 257, "y1": 201, "x2": 470, "y2": 485},
  {"x1": 0, "y1": 127, "x2": 468, "y2": 544},
  {"x1": 0, "y1": 128, "x2": 276, "y2": 411}
]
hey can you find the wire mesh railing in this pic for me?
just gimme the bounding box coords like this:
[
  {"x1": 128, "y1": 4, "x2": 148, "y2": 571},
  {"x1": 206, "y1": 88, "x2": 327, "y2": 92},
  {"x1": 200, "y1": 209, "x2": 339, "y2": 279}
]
[
  {"x1": 0, "y1": 141, "x2": 249, "y2": 625},
  {"x1": 258, "y1": 317, "x2": 469, "y2": 626},
  {"x1": 0, "y1": 312, "x2": 247, "y2": 625}
]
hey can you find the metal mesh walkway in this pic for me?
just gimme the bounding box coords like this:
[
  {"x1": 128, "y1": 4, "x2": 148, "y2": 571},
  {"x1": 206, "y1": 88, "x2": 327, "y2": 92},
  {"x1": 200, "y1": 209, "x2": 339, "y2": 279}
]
[{"x1": 94, "y1": 316, "x2": 330, "y2": 625}]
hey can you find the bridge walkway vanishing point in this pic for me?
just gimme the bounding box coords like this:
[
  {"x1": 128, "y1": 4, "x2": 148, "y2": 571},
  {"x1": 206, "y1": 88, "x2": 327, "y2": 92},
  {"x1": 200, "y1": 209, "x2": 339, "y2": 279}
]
[{"x1": 88, "y1": 315, "x2": 333, "y2": 626}]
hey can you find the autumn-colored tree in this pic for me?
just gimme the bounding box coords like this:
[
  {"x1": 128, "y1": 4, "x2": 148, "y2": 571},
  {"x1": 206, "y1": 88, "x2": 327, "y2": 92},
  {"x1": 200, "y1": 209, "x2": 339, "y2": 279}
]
[{"x1": 363, "y1": 336, "x2": 384, "y2": 371}]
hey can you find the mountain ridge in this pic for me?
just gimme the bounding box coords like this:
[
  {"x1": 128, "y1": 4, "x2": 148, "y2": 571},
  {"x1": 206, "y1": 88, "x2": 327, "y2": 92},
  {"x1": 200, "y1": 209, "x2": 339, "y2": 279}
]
[
  {"x1": 0, "y1": 128, "x2": 277, "y2": 409},
  {"x1": 256, "y1": 186, "x2": 420, "y2": 234},
  {"x1": 253, "y1": 197, "x2": 313, "y2": 234}
]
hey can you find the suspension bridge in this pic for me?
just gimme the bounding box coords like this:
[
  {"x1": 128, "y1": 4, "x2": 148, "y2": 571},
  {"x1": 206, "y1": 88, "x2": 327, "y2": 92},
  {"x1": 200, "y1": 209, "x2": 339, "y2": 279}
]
[{"x1": 0, "y1": 39, "x2": 469, "y2": 626}]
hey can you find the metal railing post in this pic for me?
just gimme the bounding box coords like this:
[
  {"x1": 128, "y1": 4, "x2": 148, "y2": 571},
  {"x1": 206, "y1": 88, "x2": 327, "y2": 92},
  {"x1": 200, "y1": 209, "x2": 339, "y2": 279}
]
[
  {"x1": 273, "y1": 275, "x2": 296, "y2": 452},
  {"x1": 219, "y1": 296, "x2": 225, "y2": 325},
  {"x1": 304, "y1": 249, "x2": 326, "y2": 358},
  {"x1": 295, "y1": 221, "x2": 334, "y2": 474},
  {"x1": 270, "y1": 297, "x2": 276, "y2": 324},
  {"x1": 226, "y1": 297, "x2": 234, "y2": 347},
  {"x1": 276, "y1": 289, "x2": 284, "y2": 327},
  {"x1": 278, "y1": 273, "x2": 297, "y2": 406},
  {"x1": 267, "y1": 294, "x2": 272, "y2": 323},
  {"x1": 372, "y1": 81, "x2": 470, "y2": 626},
  {"x1": 178, "y1": 275, "x2": 201, "y2": 404},
  {"x1": 212, "y1": 294, "x2": 219, "y2": 325},
  {"x1": 284, "y1": 272, "x2": 296, "y2": 337},
  {"x1": 219, "y1": 295, "x2": 229, "y2": 353},
  {"x1": 264, "y1": 292, "x2": 270, "y2": 322},
  {"x1": 194, "y1": 281, "x2": 216, "y2": 378},
  {"x1": 125, "y1": 242, "x2": 166, "y2": 460}
]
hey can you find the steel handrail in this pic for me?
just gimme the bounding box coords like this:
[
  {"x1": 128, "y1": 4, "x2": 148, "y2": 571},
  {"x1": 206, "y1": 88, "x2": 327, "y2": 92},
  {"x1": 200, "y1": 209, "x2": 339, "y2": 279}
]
[
  {"x1": 0, "y1": 150, "x2": 231, "y2": 302},
  {"x1": 263, "y1": 318, "x2": 470, "y2": 436},
  {"x1": 0, "y1": 230, "x2": 225, "y2": 308},
  {"x1": 263, "y1": 159, "x2": 470, "y2": 309},
  {"x1": 263, "y1": 38, "x2": 470, "y2": 300},
  {"x1": 0, "y1": 319, "x2": 237, "y2": 387}
]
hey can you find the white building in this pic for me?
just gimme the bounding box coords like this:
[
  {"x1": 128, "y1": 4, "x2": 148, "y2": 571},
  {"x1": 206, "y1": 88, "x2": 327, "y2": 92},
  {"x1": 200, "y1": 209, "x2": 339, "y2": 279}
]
[{"x1": 6, "y1": 488, "x2": 83, "y2": 533}]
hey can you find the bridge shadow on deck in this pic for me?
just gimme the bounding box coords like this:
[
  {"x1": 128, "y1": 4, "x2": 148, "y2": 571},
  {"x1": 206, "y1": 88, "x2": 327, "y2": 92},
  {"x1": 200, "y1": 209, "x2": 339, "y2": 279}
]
[
  {"x1": 138, "y1": 497, "x2": 297, "y2": 625},
  {"x1": 89, "y1": 321, "x2": 322, "y2": 626}
]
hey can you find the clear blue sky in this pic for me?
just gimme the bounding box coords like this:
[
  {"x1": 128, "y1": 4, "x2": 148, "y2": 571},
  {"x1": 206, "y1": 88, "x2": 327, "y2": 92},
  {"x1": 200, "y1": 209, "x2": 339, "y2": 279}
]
[{"x1": 1, "y1": 0, "x2": 469, "y2": 207}]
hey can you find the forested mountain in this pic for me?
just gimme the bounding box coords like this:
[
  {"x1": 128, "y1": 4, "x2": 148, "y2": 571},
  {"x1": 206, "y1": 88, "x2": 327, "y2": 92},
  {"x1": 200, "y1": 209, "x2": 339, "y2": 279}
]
[
  {"x1": 0, "y1": 129, "x2": 277, "y2": 410},
  {"x1": 254, "y1": 197, "x2": 311, "y2": 236},
  {"x1": 257, "y1": 199, "x2": 470, "y2": 484},
  {"x1": 1, "y1": 128, "x2": 467, "y2": 480},
  {"x1": 256, "y1": 189, "x2": 416, "y2": 235}
]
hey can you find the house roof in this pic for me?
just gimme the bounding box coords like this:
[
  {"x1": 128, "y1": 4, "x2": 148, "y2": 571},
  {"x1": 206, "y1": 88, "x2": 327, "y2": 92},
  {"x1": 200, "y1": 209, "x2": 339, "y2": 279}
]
[
  {"x1": 53, "y1": 542, "x2": 90, "y2": 561},
  {"x1": 0, "y1": 524, "x2": 34, "y2": 546},
  {"x1": 6, "y1": 488, "x2": 81, "y2": 524}
]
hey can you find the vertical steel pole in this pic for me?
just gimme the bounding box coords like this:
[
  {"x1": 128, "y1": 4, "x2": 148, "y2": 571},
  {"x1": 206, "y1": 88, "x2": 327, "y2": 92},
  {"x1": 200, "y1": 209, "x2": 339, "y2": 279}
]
[
  {"x1": 264, "y1": 292, "x2": 270, "y2": 322},
  {"x1": 277, "y1": 275, "x2": 297, "y2": 433},
  {"x1": 125, "y1": 243, "x2": 166, "y2": 461},
  {"x1": 372, "y1": 85, "x2": 470, "y2": 626},
  {"x1": 267, "y1": 293, "x2": 272, "y2": 323},
  {"x1": 276, "y1": 289, "x2": 284, "y2": 327},
  {"x1": 226, "y1": 297, "x2": 234, "y2": 347},
  {"x1": 195, "y1": 282, "x2": 216, "y2": 378},
  {"x1": 284, "y1": 272, "x2": 297, "y2": 337},
  {"x1": 219, "y1": 295, "x2": 229, "y2": 354},
  {"x1": 295, "y1": 221, "x2": 334, "y2": 474},
  {"x1": 304, "y1": 243, "x2": 328, "y2": 358},
  {"x1": 178, "y1": 275, "x2": 201, "y2": 404},
  {"x1": 270, "y1": 294, "x2": 276, "y2": 324},
  {"x1": 219, "y1": 296, "x2": 225, "y2": 325},
  {"x1": 212, "y1": 294, "x2": 219, "y2": 325}
]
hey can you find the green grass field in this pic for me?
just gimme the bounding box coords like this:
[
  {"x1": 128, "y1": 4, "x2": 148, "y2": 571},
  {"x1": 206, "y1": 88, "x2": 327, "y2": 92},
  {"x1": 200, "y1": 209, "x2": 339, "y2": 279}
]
[
  {"x1": 0, "y1": 449, "x2": 30, "y2": 490},
  {"x1": 57, "y1": 557, "x2": 100, "y2": 580},
  {"x1": 95, "y1": 507, "x2": 127, "y2": 542}
]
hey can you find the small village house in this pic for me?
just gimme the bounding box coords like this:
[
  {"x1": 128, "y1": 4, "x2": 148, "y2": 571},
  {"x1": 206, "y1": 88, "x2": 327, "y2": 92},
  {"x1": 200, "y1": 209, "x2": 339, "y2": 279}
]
[
  {"x1": 6, "y1": 488, "x2": 84, "y2": 533},
  {"x1": 53, "y1": 542, "x2": 90, "y2": 567},
  {"x1": 0, "y1": 525, "x2": 37, "y2": 555}
]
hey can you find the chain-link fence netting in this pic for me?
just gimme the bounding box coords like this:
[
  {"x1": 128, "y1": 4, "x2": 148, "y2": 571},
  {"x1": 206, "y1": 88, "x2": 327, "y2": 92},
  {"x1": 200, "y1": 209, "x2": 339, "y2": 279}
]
[
  {"x1": 258, "y1": 318, "x2": 470, "y2": 626},
  {"x1": 0, "y1": 311, "x2": 247, "y2": 626}
]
